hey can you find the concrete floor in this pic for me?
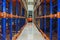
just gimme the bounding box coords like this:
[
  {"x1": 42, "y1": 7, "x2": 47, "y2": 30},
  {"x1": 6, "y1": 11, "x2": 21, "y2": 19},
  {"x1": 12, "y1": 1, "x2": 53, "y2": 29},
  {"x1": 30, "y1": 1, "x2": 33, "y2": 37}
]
[{"x1": 16, "y1": 23, "x2": 45, "y2": 40}]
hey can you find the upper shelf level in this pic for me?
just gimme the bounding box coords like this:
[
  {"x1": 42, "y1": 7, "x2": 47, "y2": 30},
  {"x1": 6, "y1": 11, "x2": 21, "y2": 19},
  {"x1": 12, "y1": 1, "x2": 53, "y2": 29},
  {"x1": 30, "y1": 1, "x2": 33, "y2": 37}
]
[
  {"x1": 41, "y1": 0, "x2": 55, "y2": 3},
  {"x1": 6, "y1": 0, "x2": 27, "y2": 11},
  {"x1": 34, "y1": 0, "x2": 56, "y2": 11}
]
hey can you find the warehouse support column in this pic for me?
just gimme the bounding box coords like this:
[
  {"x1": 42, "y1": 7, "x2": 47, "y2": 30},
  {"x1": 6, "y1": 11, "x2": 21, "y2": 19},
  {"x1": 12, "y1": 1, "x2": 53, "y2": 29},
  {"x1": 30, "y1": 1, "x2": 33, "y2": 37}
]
[
  {"x1": 57, "y1": 0, "x2": 60, "y2": 40},
  {"x1": 50, "y1": 0, "x2": 53, "y2": 40},
  {"x1": 44, "y1": 0, "x2": 46, "y2": 33},
  {"x1": 2, "y1": 0, "x2": 6, "y2": 40},
  {"x1": 9, "y1": 0, "x2": 13, "y2": 40},
  {"x1": 16, "y1": 0, "x2": 19, "y2": 33}
]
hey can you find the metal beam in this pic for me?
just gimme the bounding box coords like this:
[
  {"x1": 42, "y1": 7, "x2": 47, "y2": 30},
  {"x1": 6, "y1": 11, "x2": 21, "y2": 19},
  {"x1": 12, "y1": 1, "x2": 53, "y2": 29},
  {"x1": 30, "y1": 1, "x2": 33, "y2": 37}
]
[
  {"x1": 50, "y1": 0, "x2": 53, "y2": 40},
  {"x1": 58, "y1": 0, "x2": 60, "y2": 40},
  {"x1": 2, "y1": 0, "x2": 6, "y2": 40}
]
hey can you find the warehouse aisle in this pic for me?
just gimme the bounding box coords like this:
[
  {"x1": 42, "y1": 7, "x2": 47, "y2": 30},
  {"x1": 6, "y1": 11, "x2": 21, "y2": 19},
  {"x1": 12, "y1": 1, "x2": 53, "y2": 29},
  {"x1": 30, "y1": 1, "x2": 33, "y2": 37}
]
[{"x1": 16, "y1": 23, "x2": 45, "y2": 40}]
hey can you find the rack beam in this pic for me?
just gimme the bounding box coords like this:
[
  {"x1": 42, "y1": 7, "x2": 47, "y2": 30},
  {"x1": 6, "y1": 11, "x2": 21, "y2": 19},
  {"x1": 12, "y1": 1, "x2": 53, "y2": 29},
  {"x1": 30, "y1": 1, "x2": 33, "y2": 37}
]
[
  {"x1": 0, "y1": 12, "x2": 26, "y2": 18},
  {"x1": 36, "y1": 14, "x2": 57, "y2": 18}
]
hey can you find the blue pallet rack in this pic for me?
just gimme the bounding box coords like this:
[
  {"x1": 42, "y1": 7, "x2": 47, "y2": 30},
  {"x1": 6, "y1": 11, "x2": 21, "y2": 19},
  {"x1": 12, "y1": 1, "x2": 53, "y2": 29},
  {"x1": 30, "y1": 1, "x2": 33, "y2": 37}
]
[
  {"x1": 50, "y1": 0, "x2": 53, "y2": 40},
  {"x1": 16, "y1": 0, "x2": 19, "y2": 33},
  {"x1": 58, "y1": 0, "x2": 60, "y2": 40},
  {"x1": 44, "y1": 0, "x2": 46, "y2": 33},
  {"x1": 0, "y1": 0, "x2": 26, "y2": 40},
  {"x1": 9, "y1": 0, "x2": 13, "y2": 40},
  {"x1": 35, "y1": 0, "x2": 59, "y2": 40},
  {"x1": 2, "y1": 0, "x2": 6, "y2": 40}
]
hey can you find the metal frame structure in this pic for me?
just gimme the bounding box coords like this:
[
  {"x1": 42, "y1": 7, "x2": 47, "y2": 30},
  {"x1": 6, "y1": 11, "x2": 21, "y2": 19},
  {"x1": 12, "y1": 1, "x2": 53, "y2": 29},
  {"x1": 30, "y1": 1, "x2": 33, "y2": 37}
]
[
  {"x1": 50, "y1": 0, "x2": 53, "y2": 40},
  {"x1": 44, "y1": 0, "x2": 46, "y2": 33},
  {"x1": 35, "y1": 0, "x2": 58, "y2": 40},
  {"x1": 9, "y1": 0, "x2": 13, "y2": 40},
  {"x1": 1, "y1": 0, "x2": 60, "y2": 40},
  {"x1": 0, "y1": 0, "x2": 26, "y2": 40},
  {"x1": 16, "y1": 0, "x2": 19, "y2": 33},
  {"x1": 2, "y1": 0, "x2": 6, "y2": 40},
  {"x1": 58, "y1": 0, "x2": 60, "y2": 40}
]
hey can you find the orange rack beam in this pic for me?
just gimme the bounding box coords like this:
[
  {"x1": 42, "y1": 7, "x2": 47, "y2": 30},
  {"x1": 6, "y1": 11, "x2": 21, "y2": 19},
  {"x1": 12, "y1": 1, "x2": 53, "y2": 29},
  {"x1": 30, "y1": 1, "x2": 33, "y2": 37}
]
[
  {"x1": 0, "y1": 12, "x2": 25, "y2": 18},
  {"x1": 36, "y1": 13, "x2": 60, "y2": 18}
]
